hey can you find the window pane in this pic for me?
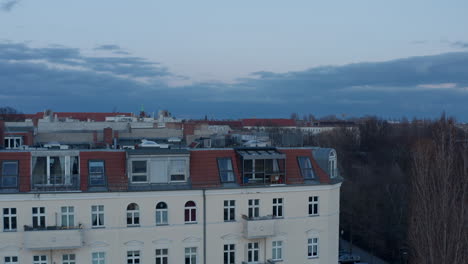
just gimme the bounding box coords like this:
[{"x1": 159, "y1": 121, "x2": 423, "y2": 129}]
[
  {"x1": 132, "y1": 161, "x2": 146, "y2": 173},
  {"x1": 2, "y1": 162, "x2": 17, "y2": 176}
]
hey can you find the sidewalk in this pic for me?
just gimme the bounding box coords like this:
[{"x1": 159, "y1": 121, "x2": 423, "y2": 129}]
[{"x1": 340, "y1": 239, "x2": 389, "y2": 264}]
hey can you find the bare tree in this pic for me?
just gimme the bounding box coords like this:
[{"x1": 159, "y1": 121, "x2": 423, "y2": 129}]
[{"x1": 408, "y1": 116, "x2": 468, "y2": 264}]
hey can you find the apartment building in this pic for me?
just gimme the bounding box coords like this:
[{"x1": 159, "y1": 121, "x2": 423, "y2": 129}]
[{"x1": 0, "y1": 146, "x2": 341, "y2": 264}]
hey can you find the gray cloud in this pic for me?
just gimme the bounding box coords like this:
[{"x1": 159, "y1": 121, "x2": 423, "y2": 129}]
[
  {"x1": 1, "y1": 0, "x2": 20, "y2": 12},
  {"x1": 452, "y1": 41, "x2": 468, "y2": 48},
  {"x1": 0, "y1": 42, "x2": 171, "y2": 79},
  {"x1": 94, "y1": 44, "x2": 121, "y2": 51},
  {"x1": 1, "y1": 41, "x2": 468, "y2": 120}
]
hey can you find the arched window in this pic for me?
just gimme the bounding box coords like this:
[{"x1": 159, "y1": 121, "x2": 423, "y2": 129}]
[
  {"x1": 184, "y1": 201, "x2": 197, "y2": 223},
  {"x1": 126, "y1": 203, "x2": 140, "y2": 227},
  {"x1": 328, "y1": 151, "x2": 337, "y2": 178},
  {"x1": 156, "y1": 202, "x2": 168, "y2": 225}
]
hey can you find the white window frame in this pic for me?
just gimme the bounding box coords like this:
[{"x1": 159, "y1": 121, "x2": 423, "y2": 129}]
[
  {"x1": 223, "y1": 200, "x2": 235, "y2": 222},
  {"x1": 184, "y1": 201, "x2": 197, "y2": 224},
  {"x1": 32, "y1": 207, "x2": 46, "y2": 228},
  {"x1": 308, "y1": 196, "x2": 319, "y2": 216},
  {"x1": 1, "y1": 161, "x2": 18, "y2": 188},
  {"x1": 155, "y1": 202, "x2": 168, "y2": 226},
  {"x1": 155, "y1": 248, "x2": 168, "y2": 264},
  {"x1": 33, "y1": 255, "x2": 47, "y2": 264},
  {"x1": 223, "y1": 244, "x2": 235, "y2": 264},
  {"x1": 248, "y1": 199, "x2": 260, "y2": 218},
  {"x1": 272, "y1": 241, "x2": 283, "y2": 261},
  {"x1": 91, "y1": 205, "x2": 105, "y2": 228},
  {"x1": 307, "y1": 237, "x2": 319, "y2": 258},
  {"x1": 61, "y1": 206, "x2": 74, "y2": 228},
  {"x1": 62, "y1": 253, "x2": 76, "y2": 264},
  {"x1": 247, "y1": 242, "x2": 259, "y2": 263},
  {"x1": 4, "y1": 256, "x2": 18, "y2": 264},
  {"x1": 329, "y1": 151, "x2": 337, "y2": 178},
  {"x1": 127, "y1": 250, "x2": 140, "y2": 264},
  {"x1": 32, "y1": 156, "x2": 79, "y2": 186},
  {"x1": 169, "y1": 159, "x2": 187, "y2": 182},
  {"x1": 3, "y1": 208, "x2": 17, "y2": 231},
  {"x1": 130, "y1": 160, "x2": 148, "y2": 183},
  {"x1": 92, "y1": 252, "x2": 106, "y2": 264},
  {"x1": 184, "y1": 247, "x2": 197, "y2": 264},
  {"x1": 126, "y1": 203, "x2": 140, "y2": 227},
  {"x1": 272, "y1": 198, "x2": 283, "y2": 218},
  {"x1": 4, "y1": 136, "x2": 22, "y2": 149}
]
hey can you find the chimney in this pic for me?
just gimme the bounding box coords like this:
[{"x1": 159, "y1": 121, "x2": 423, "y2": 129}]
[{"x1": 103, "y1": 127, "x2": 113, "y2": 146}]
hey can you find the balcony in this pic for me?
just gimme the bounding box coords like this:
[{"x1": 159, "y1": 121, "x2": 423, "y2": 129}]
[
  {"x1": 31, "y1": 174, "x2": 80, "y2": 192},
  {"x1": 23, "y1": 225, "x2": 83, "y2": 250},
  {"x1": 242, "y1": 215, "x2": 277, "y2": 239}
]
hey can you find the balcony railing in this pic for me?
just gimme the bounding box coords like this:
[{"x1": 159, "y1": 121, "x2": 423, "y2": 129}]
[
  {"x1": 23, "y1": 225, "x2": 83, "y2": 250},
  {"x1": 32, "y1": 174, "x2": 80, "y2": 191},
  {"x1": 242, "y1": 173, "x2": 286, "y2": 185},
  {"x1": 242, "y1": 215, "x2": 277, "y2": 239}
]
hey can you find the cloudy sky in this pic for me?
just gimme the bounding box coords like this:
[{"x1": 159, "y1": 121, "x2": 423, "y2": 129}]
[{"x1": 1, "y1": 0, "x2": 468, "y2": 120}]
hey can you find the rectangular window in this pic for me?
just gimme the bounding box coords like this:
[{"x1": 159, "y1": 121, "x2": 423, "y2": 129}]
[
  {"x1": 307, "y1": 237, "x2": 319, "y2": 258},
  {"x1": 61, "y1": 206, "x2": 75, "y2": 228},
  {"x1": 127, "y1": 250, "x2": 140, "y2": 264},
  {"x1": 272, "y1": 198, "x2": 283, "y2": 217},
  {"x1": 32, "y1": 156, "x2": 78, "y2": 186},
  {"x1": 62, "y1": 254, "x2": 76, "y2": 264},
  {"x1": 272, "y1": 241, "x2": 283, "y2": 260},
  {"x1": 247, "y1": 242, "x2": 259, "y2": 263},
  {"x1": 218, "y1": 158, "x2": 235, "y2": 182},
  {"x1": 308, "y1": 196, "x2": 319, "y2": 216},
  {"x1": 4, "y1": 136, "x2": 22, "y2": 149},
  {"x1": 1, "y1": 161, "x2": 18, "y2": 188},
  {"x1": 32, "y1": 207, "x2": 45, "y2": 228},
  {"x1": 3, "y1": 208, "x2": 17, "y2": 231},
  {"x1": 184, "y1": 247, "x2": 197, "y2": 264},
  {"x1": 169, "y1": 160, "x2": 186, "y2": 182},
  {"x1": 33, "y1": 255, "x2": 47, "y2": 264},
  {"x1": 92, "y1": 252, "x2": 105, "y2": 264},
  {"x1": 131, "y1": 160, "x2": 147, "y2": 182},
  {"x1": 4, "y1": 256, "x2": 18, "y2": 264},
  {"x1": 223, "y1": 244, "x2": 235, "y2": 264},
  {"x1": 298, "y1": 157, "x2": 314, "y2": 179},
  {"x1": 91, "y1": 205, "x2": 105, "y2": 228},
  {"x1": 155, "y1": 249, "x2": 168, "y2": 264},
  {"x1": 248, "y1": 199, "x2": 259, "y2": 218},
  {"x1": 89, "y1": 160, "x2": 105, "y2": 186},
  {"x1": 223, "y1": 200, "x2": 235, "y2": 222}
]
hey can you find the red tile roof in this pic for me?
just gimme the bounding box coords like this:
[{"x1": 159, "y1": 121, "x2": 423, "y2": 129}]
[
  {"x1": 242, "y1": 118, "x2": 296, "y2": 127},
  {"x1": 189, "y1": 148, "x2": 331, "y2": 187},
  {"x1": 190, "y1": 149, "x2": 240, "y2": 188}
]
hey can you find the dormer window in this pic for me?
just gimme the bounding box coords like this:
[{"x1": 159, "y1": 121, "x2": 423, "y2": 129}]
[
  {"x1": 127, "y1": 153, "x2": 189, "y2": 185},
  {"x1": 298, "y1": 157, "x2": 315, "y2": 179},
  {"x1": 32, "y1": 154, "x2": 79, "y2": 190},
  {"x1": 131, "y1": 161, "x2": 147, "y2": 182},
  {"x1": 328, "y1": 151, "x2": 337, "y2": 178},
  {"x1": 237, "y1": 148, "x2": 286, "y2": 184},
  {"x1": 169, "y1": 160, "x2": 186, "y2": 182},
  {"x1": 217, "y1": 158, "x2": 235, "y2": 183}
]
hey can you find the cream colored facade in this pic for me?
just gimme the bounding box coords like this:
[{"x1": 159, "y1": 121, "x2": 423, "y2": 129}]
[{"x1": 0, "y1": 183, "x2": 340, "y2": 264}]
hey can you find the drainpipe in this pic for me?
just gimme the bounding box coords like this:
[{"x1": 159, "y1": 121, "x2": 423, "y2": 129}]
[{"x1": 203, "y1": 189, "x2": 207, "y2": 264}]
